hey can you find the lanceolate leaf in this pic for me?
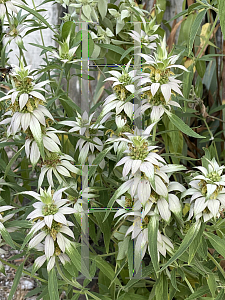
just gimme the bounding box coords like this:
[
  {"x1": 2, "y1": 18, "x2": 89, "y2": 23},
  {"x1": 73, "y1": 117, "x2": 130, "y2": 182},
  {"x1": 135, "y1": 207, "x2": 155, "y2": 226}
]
[
  {"x1": 155, "y1": 273, "x2": 168, "y2": 300},
  {"x1": 89, "y1": 146, "x2": 113, "y2": 178},
  {"x1": 99, "y1": 44, "x2": 125, "y2": 56},
  {"x1": 185, "y1": 285, "x2": 210, "y2": 300},
  {"x1": 218, "y1": 0, "x2": 225, "y2": 40},
  {"x1": 91, "y1": 255, "x2": 121, "y2": 286},
  {"x1": 0, "y1": 223, "x2": 15, "y2": 249},
  {"x1": 159, "y1": 220, "x2": 201, "y2": 272},
  {"x1": 8, "y1": 261, "x2": 25, "y2": 300},
  {"x1": 17, "y1": 5, "x2": 57, "y2": 34},
  {"x1": 148, "y1": 215, "x2": 159, "y2": 274},
  {"x1": 204, "y1": 232, "x2": 225, "y2": 258},
  {"x1": 188, "y1": 9, "x2": 207, "y2": 55},
  {"x1": 215, "y1": 289, "x2": 225, "y2": 300},
  {"x1": 103, "y1": 179, "x2": 133, "y2": 222},
  {"x1": 207, "y1": 273, "x2": 216, "y2": 297},
  {"x1": 4, "y1": 145, "x2": 25, "y2": 179},
  {"x1": 188, "y1": 222, "x2": 205, "y2": 264},
  {"x1": 48, "y1": 268, "x2": 60, "y2": 300},
  {"x1": 165, "y1": 110, "x2": 204, "y2": 139}
]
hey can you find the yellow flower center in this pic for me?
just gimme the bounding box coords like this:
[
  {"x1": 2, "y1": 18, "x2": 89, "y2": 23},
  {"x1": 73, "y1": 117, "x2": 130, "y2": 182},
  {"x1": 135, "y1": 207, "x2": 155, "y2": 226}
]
[
  {"x1": 129, "y1": 141, "x2": 149, "y2": 161},
  {"x1": 44, "y1": 153, "x2": 61, "y2": 168}
]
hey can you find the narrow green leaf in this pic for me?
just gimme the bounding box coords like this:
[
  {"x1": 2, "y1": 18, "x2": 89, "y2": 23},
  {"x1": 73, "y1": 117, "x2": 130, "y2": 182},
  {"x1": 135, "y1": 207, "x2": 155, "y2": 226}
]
[
  {"x1": 188, "y1": 3, "x2": 204, "y2": 13},
  {"x1": 92, "y1": 255, "x2": 121, "y2": 286},
  {"x1": 127, "y1": 239, "x2": 134, "y2": 279},
  {"x1": 98, "y1": 44, "x2": 125, "y2": 56},
  {"x1": 89, "y1": 145, "x2": 113, "y2": 178},
  {"x1": 4, "y1": 145, "x2": 25, "y2": 179},
  {"x1": 120, "y1": 46, "x2": 134, "y2": 61},
  {"x1": 36, "y1": 286, "x2": 49, "y2": 300},
  {"x1": 59, "y1": 96, "x2": 81, "y2": 115},
  {"x1": 8, "y1": 261, "x2": 25, "y2": 300},
  {"x1": 124, "y1": 264, "x2": 154, "y2": 291},
  {"x1": 48, "y1": 268, "x2": 60, "y2": 300},
  {"x1": 0, "y1": 224, "x2": 15, "y2": 249},
  {"x1": 159, "y1": 220, "x2": 201, "y2": 272},
  {"x1": 94, "y1": 210, "x2": 111, "y2": 253},
  {"x1": 0, "y1": 141, "x2": 23, "y2": 148},
  {"x1": 207, "y1": 273, "x2": 216, "y2": 297},
  {"x1": 202, "y1": 60, "x2": 216, "y2": 90},
  {"x1": 204, "y1": 232, "x2": 225, "y2": 258},
  {"x1": 218, "y1": 0, "x2": 225, "y2": 40},
  {"x1": 166, "y1": 9, "x2": 188, "y2": 23},
  {"x1": 215, "y1": 288, "x2": 225, "y2": 300},
  {"x1": 29, "y1": 43, "x2": 54, "y2": 52},
  {"x1": 67, "y1": 244, "x2": 90, "y2": 279},
  {"x1": 188, "y1": 9, "x2": 207, "y2": 55},
  {"x1": 148, "y1": 215, "x2": 159, "y2": 274},
  {"x1": 71, "y1": 295, "x2": 80, "y2": 300},
  {"x1": 155, "y1": 273, "x2": 167, "y2": 300},
  {"x1": 185, "y1": 285, "x2": 210, "y2": 300},
  {"x1": 171, "y1": 268, "x2": 179, "y2": 291},
  {"x1": 18, "y1": 5, "x2": 57, "y2": 34},
  {"x1": 20, "y1": 229, "x2": 34, "y2": 250},
  {"x1": 165, "y1": 110, "x2": 204, "y2": 139},
  {"x1": 188, "y1": 222, "x2": 205, "y2": 264},
  {"x1": 196, "y1": 60, "x2": 206, "y2": 78},
  {"x1": 103, "y1": 179, "x2": 133, "y2": 222}
]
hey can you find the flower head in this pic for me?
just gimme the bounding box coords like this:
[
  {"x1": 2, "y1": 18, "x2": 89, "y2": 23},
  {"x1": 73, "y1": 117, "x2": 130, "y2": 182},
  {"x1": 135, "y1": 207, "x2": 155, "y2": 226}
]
[
  {"x1": 115, "y1": 124, "x2": 165, "y2": 178},
  {"x1": 182, "y1": 157, "x2": 225, "y2": 222},
  {"x1": 51, "y1": 35, "x2": 80, "y2": 64},
  {"x1": 1, "y1": 63, "x2": 49, "y2": 111},
  {"x1": 104, "y1": 60, "x2": 137, "y2": 97},
  {"x1": 21, "y1": 187, "x2": 76, "y2": 260},
  {"x1": 39, "y1": 153, "x2": 82, "y2": 188},
  {"x1": 60, "y1": 111, "x2": 109, "y2": 166},
  {"x1": 133, "y1": 36, "x2": 187, "y2": 121}
]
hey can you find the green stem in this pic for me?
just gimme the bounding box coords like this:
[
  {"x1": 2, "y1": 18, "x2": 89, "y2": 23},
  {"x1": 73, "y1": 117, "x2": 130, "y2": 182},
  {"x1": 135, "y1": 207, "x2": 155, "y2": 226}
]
[
  {"x1": 67, "y1": 72, "x2": 70, "y2": 97},
  {"x1": 5, "y1": 7, "x2": 12, "y2": 28},
  {"x1": 56, "y1": 63, "x2": 65, "y2": 96},
  {"x1": 207, "y1": 252, "x2": 225, "y2": 280},
  {"x1": 152, "y1": 123, "x2": 157, "y2": 142},
  {"x1": 55, "y1": 259, "x2": 83, "y2": 290},
  {"x1": 196, "y1": 0, "x2": 218, "y2": 13},
  {"x1": 203, "y1": 118, "x2": 220, "y2": 163},
  {"x1": 184, "y1": 276, "x2": 194, "y2": 294},
  {"x1": 0, "y1": 257, "x2": 47, "y2": 283},
  {"x1": 19, "y1": 48, "x2": 27, "y2": 66},
  {"x1": 56, "y1": 259, "x2": 101, "y2": 300},
  {"x1": 196, "y1": 14, "x2": 219, "y2": 60}
]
